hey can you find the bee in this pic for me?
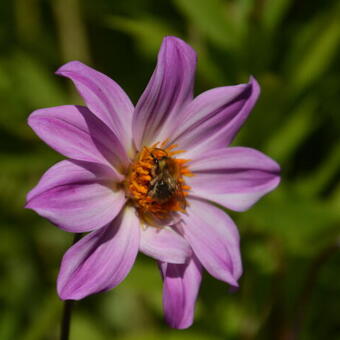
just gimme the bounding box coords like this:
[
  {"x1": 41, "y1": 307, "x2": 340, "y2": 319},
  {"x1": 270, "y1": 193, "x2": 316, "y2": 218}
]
[{"x1": 148, "y1": 149, "x2": 183, "y2": 204}]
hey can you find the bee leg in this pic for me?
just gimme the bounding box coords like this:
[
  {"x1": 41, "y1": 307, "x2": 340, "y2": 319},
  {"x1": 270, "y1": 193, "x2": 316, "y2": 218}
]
[{"x1": 149, "y1": 176, "x2": 159, "y2": 187}]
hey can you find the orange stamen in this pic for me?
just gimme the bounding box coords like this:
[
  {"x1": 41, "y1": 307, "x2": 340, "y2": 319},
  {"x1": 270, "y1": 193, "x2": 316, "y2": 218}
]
[
  {"x1": 169, "y1": 149, "x2": 186, "y2": 156},
  {"x1": 125, "y1": 141, "x2": 192, "y2": 224},
  {"x1": 165, "y1": 144, "x2": 178, "y2": 151},
  {"x1": 160, "y1": 138, "x2": 170, "y2": 147}
]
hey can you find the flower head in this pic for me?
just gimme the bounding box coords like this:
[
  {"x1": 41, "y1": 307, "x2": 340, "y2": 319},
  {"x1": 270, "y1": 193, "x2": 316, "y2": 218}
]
[{"x1": 26, "y1": 36, "x2": 280, "y2": 329}]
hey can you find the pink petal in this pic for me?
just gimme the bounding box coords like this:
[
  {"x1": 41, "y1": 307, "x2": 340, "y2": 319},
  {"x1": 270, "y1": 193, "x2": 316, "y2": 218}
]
[
  {"x1": 132, "y1": 36, "x2": 196, "y2": 149},
  {"x1": 57, "y1": 206, "x2": 140, "y2": 300},
  {"x1": 139, "y1": 227, "x2": 191, "y2": 264},
  {"x1": 28, "y1": 105, "x2": 129, "y2": 168},
  {"x1": 187, "y1": 147, "x2": 280, "y2": 211},
  {"x1": 26, "y1": 160, "x2": 125, "y2": 232},
  {"x1": 180, "y1": 198, "x2": 242, "y2": 286},
  {"x1": 159, "y1": 256, "x2": 202, "y2": 329},
  {"x1": 172, "y1": 77, "x2": 260, "y2": 160},
  {"x1": 56, "y1": 61, "x2": 134, "y2": 152}
]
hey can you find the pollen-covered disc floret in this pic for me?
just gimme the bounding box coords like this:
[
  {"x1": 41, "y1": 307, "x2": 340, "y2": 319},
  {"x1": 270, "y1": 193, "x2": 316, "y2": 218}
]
[{"x1": 125, "y1": 141, "x2": 192, "y2": 224}]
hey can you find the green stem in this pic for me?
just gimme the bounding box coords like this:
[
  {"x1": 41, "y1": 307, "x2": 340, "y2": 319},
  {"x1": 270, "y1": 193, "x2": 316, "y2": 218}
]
[{"x1": 60, "y1": 299, "x2": 74, "y2": 340}]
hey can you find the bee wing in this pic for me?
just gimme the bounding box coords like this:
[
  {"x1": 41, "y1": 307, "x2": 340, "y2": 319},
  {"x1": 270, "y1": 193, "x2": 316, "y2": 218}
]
[{"x1": 163, "y1": 171, "x2": 178, "y2": 192}]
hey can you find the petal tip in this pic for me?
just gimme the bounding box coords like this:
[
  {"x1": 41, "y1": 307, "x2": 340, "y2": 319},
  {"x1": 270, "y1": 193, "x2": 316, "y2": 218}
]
[
  {"x1": 57, "y1": 270, "x2": 86, "y2": 301},
  {"x1": 248, "y1": 75, "x2": 261, "y2": 97},
  {"x1": 162, "y1": 35, "x2": 185, "y2": 45},
  {"x1": 161, "y1": 36, "x2": 197, "y2": 60},
  {"x1": 25, "y1": 196, "x2": 39, "y2": 211},
  {"x1": 57, "y1": 286, "x2": 80, "y2": 301},
  {"x1": 24, "y1": 200, "x2": 32, "y2": 210},
  {"x1": 268, "y1": 156, "x2": 281, "y2": 174},
  {"x1": 55, "y1": 60, "x2": 84, "y2": 76},
  {"x1": 272, "y1": 174, "x2": 281, "y2": 191},
  {"x1": 27, "y1": 107, "x2": 55, "y2": 132},
  {"x1": 229, "y1": 279, "x2": 239, "y2": 288},
  {"x1": 166, "y1": 317, "x2": 193, "y2": 330},
  {"x1": 27, "y1": 109, "x2": 41, "y2": 127},
  {"x1": 57, "y1": 290, "x2": 71, "y2": 301}
]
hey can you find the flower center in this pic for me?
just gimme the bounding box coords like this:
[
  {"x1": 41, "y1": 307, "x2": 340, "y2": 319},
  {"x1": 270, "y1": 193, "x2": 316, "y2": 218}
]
[{"x1": 125, "y1": 141, "x2": 192, "y2": 225}]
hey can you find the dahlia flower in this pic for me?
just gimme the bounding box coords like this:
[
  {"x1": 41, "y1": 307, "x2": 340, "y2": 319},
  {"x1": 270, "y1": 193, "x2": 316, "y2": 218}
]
[{"x1": 26, "y1": 36, "x2": 280, "y2": 329}]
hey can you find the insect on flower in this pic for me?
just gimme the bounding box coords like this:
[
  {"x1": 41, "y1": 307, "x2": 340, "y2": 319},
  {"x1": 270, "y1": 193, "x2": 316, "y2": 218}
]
[
  {"x1": 148, "y1": 148, "x2": 183, "y2": 204},
  {"x1": 26, "y1": 36, "x2": 280, "y2": 329}
]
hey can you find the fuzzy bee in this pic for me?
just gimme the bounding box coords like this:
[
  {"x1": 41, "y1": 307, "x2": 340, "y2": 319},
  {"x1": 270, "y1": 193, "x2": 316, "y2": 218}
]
[{"x1": 148, "y1": 150, "x2": 182, "y2": 204}]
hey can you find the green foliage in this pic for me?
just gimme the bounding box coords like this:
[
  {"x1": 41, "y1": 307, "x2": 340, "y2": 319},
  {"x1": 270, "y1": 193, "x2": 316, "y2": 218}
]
[
  {"x1": 105, "y1": 16, "x2": 177, "y2": 57},
  {"x1": 1, "y1": 0, "x2": 339, "y2": 339},
  {"x1": 288, "y1": 7, "x2": 340, "y2": 95},
  {"x1": 174, "y1": 0, "x2": 240, "y2": 50}
]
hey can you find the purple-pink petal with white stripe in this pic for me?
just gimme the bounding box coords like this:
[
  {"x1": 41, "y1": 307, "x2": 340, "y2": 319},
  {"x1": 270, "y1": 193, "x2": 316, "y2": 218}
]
[
  {"x1": 26, "y1": 160, "x2": 125, "y2": 232},
  {"x1": 160, "y1": 255, "x2": 202, "y2": 329},
  {"x1": 187, "y1": 147, "x2": 280, "y2": 212},
  {"x1": 179, "y1": 198, "x2": 242, "y2": 287},
  {"x1": 133, "y1": 36, "x2": 197, "y2": 149},
  {"x1": 171, "y1": 77, "x2": 260, "y2": 160},
  {"x1": 28, "y1": 105, "x2": 129, "y2": 168},
  {"x1": 139, "y1": 226, "x2": 192, "y2": 264},
  {"x1": 57, "y1": 206, "x2": 140, "y2": 300},
  {"x1": 56, "y1": 61, "x2": 134, "y2": 151}
]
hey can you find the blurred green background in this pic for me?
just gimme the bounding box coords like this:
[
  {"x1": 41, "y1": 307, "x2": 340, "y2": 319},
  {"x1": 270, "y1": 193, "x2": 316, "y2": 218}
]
[{"x1": 1, "y1": 0, "x2": 340, "y2": 339}]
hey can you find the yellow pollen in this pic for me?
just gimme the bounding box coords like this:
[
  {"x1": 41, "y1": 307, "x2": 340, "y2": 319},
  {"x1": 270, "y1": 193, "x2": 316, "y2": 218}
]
[{"x1": 125, "y1": 142, "x2": 192, "y2": 224}]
